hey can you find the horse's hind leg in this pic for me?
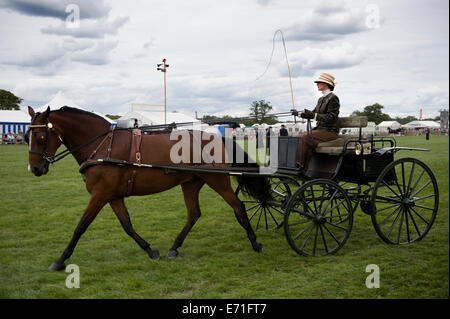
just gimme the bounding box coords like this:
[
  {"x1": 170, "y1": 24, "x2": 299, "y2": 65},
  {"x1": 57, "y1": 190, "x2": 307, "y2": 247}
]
[
  {"x1": 109, "y1": 198, "x2": 160, "y2": 260},
  {"x1": 167, "y1": 177, "x2": 205, "y2": 258},
  {"x1": 202, "y1": 175, "x2": 262, "y2": 253},
  {"x1": 49, "y1": 195, "x2": 106, "y2": 271}
]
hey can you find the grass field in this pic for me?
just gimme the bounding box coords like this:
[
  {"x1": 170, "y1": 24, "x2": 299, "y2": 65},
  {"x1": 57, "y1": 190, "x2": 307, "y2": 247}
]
[{"x1": 0, "y1": 135, "x2": 448, "y2": 299}]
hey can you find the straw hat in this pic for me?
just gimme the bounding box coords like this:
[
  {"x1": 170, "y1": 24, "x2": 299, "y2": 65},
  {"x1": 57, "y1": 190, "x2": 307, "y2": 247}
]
[{"x1": 314, "y1": 73, "x2": 335, "y2": 87}]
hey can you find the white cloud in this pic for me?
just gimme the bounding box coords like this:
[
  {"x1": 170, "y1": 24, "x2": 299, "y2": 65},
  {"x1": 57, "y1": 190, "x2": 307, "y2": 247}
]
[
  {"x1": 71, "y1": 40, "x2": 118, "y2": 65},
  {"x1": 284, "y1": 42, "x2": 366, "y2": 77},
  {"x1": 283, "y1": 1, "x2": 370, "y2": 41},
  {"x1": 0, "y1": 0, "x2": 111, "y2": 20},
  {"x1": 41, "y1": 16, "x2": 129, "y2": 39},
  {"x1": 0, "y1": 0, "x2": 448, "y2": 119}
]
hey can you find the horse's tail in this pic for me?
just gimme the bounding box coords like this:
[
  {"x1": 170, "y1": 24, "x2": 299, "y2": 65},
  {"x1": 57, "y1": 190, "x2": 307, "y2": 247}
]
[{"x1": 223, "y1": 137, "x2": 271, "y2": 203}]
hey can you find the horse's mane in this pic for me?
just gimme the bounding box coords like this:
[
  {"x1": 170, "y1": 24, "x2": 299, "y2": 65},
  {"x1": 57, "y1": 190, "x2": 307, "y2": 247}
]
[{"x1": 53, "y1": 106, "x2": 111, "y2": 125}]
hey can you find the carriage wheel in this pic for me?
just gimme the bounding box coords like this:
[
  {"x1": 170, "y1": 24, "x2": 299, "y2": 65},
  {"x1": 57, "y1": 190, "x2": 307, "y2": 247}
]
[
  {"x1": 236, "y1": 177, "x2": 299, "y2": 231},
  {"x1": 371, "y1": 158, "x2": 439, "y2": 245},
  {"x1": 284, "y1": 179, "x2": 353, "y2": 256},
  {"x1": 337, "y1": 182, "x2": 361, "y2": 219}
]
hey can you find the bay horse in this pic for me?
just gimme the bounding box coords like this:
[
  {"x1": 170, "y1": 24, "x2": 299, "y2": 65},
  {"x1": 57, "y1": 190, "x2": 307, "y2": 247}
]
[{"x1": 26, "y1": 106, "x2": 270, "y2": 271}]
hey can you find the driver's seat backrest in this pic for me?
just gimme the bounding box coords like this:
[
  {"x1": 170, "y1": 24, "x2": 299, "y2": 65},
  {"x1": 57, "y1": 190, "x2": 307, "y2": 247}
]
[{"x1": 315, "y1": 116, "x2": 368, "y2": 154}]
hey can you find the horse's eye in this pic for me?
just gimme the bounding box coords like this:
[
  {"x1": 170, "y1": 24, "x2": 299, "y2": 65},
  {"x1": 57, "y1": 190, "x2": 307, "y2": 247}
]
[{"x1": 36, "y1": 133, "x2": 47, "y2": 144}]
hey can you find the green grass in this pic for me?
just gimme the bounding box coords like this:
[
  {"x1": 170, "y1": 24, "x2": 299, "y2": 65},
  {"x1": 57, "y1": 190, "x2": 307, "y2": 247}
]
[{"x1": 0, "y1": 135, "x2": 448, "y2": 299}]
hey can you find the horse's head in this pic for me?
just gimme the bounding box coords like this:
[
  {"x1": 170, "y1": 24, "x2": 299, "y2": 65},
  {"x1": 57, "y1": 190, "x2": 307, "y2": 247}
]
[{"x1": 26, "y1": 106, "x2": 63, "y2": 176}]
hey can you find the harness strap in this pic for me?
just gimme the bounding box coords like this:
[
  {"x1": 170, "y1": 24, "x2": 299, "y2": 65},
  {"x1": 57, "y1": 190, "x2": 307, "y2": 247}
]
[
  {"x1": 88, "y1": 127, "x2": 115, "y2": 160},
  {"x1": 129, "y1": 129, "x2": 143, "y2": 164}
]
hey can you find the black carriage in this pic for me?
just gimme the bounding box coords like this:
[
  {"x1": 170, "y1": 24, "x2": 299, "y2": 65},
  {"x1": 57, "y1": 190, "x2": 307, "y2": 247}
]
[{"x1": 234, "y1": 116, "x2": 439, "y2": 256}]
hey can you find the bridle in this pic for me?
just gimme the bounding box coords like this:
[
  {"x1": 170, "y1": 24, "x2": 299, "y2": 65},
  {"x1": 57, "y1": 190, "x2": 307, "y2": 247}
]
[
  {"x1": 27, "y1": 113, "x2": 112, "y2": 164},
  {"x1": 27, "y1": 118, "x2": 65, "y2": 164}
]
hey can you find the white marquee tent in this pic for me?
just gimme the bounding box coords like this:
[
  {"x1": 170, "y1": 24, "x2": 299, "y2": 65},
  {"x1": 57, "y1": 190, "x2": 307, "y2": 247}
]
[
  {"x1": 402, "y1": 120, "x2": 441, "y2": 129},
  {"x1": 36, "y1": 91, "x2": 116, "y2": 125},
  {"x1": 0, "y1": 109, "x2": 30, "y2": 135},
  {"x1": 118, "y1": 104, "x2": 210, "y2": 132},
  {"x1": 377, "y1": 121, "x2": 402, "y2": 131}
]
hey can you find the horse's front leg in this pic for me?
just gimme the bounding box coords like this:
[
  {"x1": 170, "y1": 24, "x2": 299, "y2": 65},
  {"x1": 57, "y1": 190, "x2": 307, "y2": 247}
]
[
  {"x1": 48, "y1": 195, "x2": 107, "y2": 271},
  {"x1": 109, "y1": 198, "x2": 160, "y2": 260}
]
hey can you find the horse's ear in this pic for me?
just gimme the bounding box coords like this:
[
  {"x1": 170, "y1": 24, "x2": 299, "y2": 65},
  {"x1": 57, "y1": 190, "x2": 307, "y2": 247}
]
[
  {"x1": 28, "y1": 106, "x2": 35, "y2": 118},
  {"x1": 43, "y1": 106, "x2": 50, "y2": 118}
]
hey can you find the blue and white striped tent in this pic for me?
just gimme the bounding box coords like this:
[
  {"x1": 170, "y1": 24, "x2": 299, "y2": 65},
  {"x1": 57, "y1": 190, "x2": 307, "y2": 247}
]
[{"x1": 0, "y1": 110, "x2": 30, "y2": 135}]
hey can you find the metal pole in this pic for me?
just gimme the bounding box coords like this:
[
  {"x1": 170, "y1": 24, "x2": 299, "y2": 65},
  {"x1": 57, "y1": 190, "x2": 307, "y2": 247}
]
[{"x1": 163, "y1": 58, "x2": 167, "y2": 125}]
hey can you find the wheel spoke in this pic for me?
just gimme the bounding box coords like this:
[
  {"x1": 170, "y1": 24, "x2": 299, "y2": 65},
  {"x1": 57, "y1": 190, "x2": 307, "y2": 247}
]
[
  {"x1": 291, "y1": 207, "x2": 315, "y2": 219},
  {"x1": 312, "y1": 225, "x2": 319, "y2": 255},
  {"x1": 299, "y1": 224, "x2": 315, "y2": 249},
  {"x1": 409, "y1": 206, "x2": 430, "y2": 226},
  {"x1": 396, "y1": 208, "x2": 405, "y2": 244},
  {"x1": 323, "y1": 198, "x2": 347, "y2": 217},
  {"x1": 401, "y1": 162, "x2": 406, "y2": 195},
  {"x1": 266, "y1": 208, "x2": 280, "y2": 227},
  {"x1": 409, "y1": 168, "x2": 425, "y2": 197},
  {"x1": 409, "y1": 180, "x2": 432, "y2": 199},
  {"x1": 325, "y1": 220, "x2": 350, "y2": 231},
  {"x1": 310, "y1": 185, "x2": 319, "y2": 215},
  {"x1": 255, "y1": 207, "x2": 263, "y2": 230},
  {"x1": 323, "y1": 213, "x2": 350, "y2": 220},
  {"x1": 263, "y1": 207, "x2": 269, "y2": 231},
  {"x1": 270, "y1": 206, "x2": 285, "y2": 216},
  {"x1": 293, "y1": 222, "x2": 314, "y2": 240},
  {"x1": 249, "y1": 206, "x2": 262, "y2": 221},
  {"x1": 245, "y1": 203, "x2": 261, "y2": 211},
  {"x1": 412, "y1": 194, "x2": 436, "y2": 202},
  {"x1": 322, "y1": 223, "x2": 340, "y2": 244},
  {"x1": 375, "y1": 202, "x2": 401, "y2": 214},
  {"x1": 375, "y1": 195, "x2": 402, "y2": 203},
  {"x1": 406, "y1": 207, "x2": 422, "y2": 237},
  {"x1": 405, "y1": 205, "x2": 411, "y2": 242},
  {"x1": 319, "y1": 224, "x2": 328, "y2": 254},
  {"x1": 386, "y1": 207, "x2": 403, "y2": 239},
  {"x1": 406, "y1": 161, "x2": 416, "y2": 196},
  {"x1": 414, "y1": 204, "x2": 435, "y2": 211},
  {"x1": 320, "y1": 188, "x2": 338, "y2": 216},
  {"x1": 378, "y1": 205, "x2": 402, "y2": 227},
  {"x1": 289, "y1": 219, "x2": 312, "y2": 226},
  {"x1": 381, "y1": 180, "x2": 402, "y2": 200}
]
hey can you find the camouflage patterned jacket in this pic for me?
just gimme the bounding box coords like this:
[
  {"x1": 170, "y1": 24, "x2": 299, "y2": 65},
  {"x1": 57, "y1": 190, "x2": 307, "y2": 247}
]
[{"x1": 313, "y1": 93, "x2": 340, "y2": 132}]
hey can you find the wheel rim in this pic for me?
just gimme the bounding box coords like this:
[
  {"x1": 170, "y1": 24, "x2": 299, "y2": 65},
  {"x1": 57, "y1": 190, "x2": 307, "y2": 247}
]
[
  {"x1": 284, "y1": 179, "x2": 353, "y2": 256},
  {"x1": 236, "y1": 177, "x2": 297, "y2": 231},
  {"x1": 371, "y1": 158, "x2": 439, "y2": 245}
]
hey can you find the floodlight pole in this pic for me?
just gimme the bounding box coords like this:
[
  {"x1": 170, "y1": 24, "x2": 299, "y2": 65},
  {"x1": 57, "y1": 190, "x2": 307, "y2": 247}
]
[{"x1": 157, "y1": 58, "x2": 169, "y2": 124}]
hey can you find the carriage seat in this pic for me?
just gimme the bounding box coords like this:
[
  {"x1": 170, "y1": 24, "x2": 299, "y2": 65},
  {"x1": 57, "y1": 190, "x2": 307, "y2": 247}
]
[{"x1": 315, "y1": 116, "x2": 368, "y2": 154}]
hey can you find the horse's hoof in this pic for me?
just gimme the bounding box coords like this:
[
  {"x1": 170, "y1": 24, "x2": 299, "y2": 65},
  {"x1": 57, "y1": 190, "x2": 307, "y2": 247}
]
[
  {"x1": 166, "y1": 249, "x2": 178, "y2": 259},
  {"x1": 48, "y1": 262, "x2": 66, "y2": 271},
  {"x1": 253, "y1": 242, "x2": 263, "y2": 253},
  {"x1": 150, "y1": 250, "x2": 160, "y2": 260}
]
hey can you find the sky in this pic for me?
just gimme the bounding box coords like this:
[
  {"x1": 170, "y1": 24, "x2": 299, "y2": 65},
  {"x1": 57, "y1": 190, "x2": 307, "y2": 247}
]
[{"x1": 0, "y1": 0, "x2": 448, "y2": 119}]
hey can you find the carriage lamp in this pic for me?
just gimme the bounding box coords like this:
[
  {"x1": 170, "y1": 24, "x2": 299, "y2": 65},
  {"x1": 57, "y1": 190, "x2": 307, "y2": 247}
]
[
  {"x1": 355, "y1": 143, "x2": 362, "y2": 155},
  {"x1": 363, "y1": 143, "x2": 372, "y2": 155}
]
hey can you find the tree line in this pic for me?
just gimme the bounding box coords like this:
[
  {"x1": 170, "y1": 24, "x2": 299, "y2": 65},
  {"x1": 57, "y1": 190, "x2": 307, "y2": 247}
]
[{"x1": 0, "y1": 89, "x2": 440, "y2": 125}]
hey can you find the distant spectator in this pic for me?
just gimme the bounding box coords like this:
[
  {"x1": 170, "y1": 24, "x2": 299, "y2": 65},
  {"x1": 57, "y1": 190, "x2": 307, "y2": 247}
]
[
  {"x1": 16, "y1": 130, "x2": 24, "y2": 144},
  {"x1": 279, "y1": 124, "x2": 288, "y2": 136},
  {"x1": 6, "y1": 132, "x2": 14, "y2": 144}
]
